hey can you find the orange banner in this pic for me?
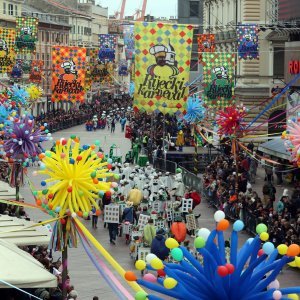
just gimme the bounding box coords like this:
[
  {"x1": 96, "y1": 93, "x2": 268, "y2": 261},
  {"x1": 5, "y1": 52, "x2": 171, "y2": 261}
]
[{"x1": 51, "y1": 46, "x2": 86, "y2": 103}]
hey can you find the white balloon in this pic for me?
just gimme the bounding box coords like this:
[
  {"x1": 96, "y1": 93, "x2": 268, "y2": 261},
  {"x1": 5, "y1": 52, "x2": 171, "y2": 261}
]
[
  {"x1": 214, "y1": 210, "x2": 225, "y2": 222},
  {"x1": 146, "y1": 253, "x2": 157, "y2": 264},
  {"x1": 268, "y1": 280, "x2": 280, "y2": 290},
  {"x1": 197, "y1": 228, "x2": 211, "y2": 241},
  {"x1": 272, "y1": 290, "x2": 282, "y2": 300}
]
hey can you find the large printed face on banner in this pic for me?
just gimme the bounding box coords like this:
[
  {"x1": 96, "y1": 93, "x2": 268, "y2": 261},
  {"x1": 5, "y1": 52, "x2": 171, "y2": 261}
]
[
  {"x1": 15, "y1": 17, "x2": 38, "y2": 53},
  {"x1": 202, "y1": 53, "x2": 235, "y2": 107},
  {"x1": 51, "y1": 46, "x2": 86, "y2": 103},
  {"x1": 0, "y1": 28, "x2": 16, "y2": 73},
  {"x1": 134, "y1": 22, "x2": 193, "y2": 114},
  {"x1": 237, "y1": 24, "x2": 259, "y2": 60}
]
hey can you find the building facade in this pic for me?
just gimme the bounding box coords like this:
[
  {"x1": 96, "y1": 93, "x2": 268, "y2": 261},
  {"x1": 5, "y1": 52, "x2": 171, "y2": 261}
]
[{"x1": 178, "y1": 0, "x2": 203, "y2": 88}]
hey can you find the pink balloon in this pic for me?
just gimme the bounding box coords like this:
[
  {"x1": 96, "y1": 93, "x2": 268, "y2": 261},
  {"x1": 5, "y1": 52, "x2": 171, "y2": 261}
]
[
  {"x1": 273, "y1": 290, "x2": 282, "y2": 300},
  {"x1": 268, "y1": 280, "x2": 280, "y2": 290},
  {"x1": 143, "y1": 273, "x2": 157, "y2": 283}
]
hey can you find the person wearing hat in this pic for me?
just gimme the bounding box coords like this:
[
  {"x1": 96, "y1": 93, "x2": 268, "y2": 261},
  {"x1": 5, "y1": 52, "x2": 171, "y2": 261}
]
[
  {"x1": 92, "y1": 115, "x2": 98, "y2": 131},
  {"x1": 150, "y1": 228, "x2": 169, "y2": 261},
  {"x1": 120, "y1": 115, "x2": 127, "y2": 132}
]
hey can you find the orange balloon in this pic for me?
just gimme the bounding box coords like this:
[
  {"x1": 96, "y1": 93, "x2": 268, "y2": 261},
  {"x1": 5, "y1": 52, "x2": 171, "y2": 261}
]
[
  {"x1": 77, "y1": 211, "x2": 83, "y2": 217},
  {"x1": 36, "y1": 199, "x2": 42, "y2": 206},
  {"x1": 124, "y1": 271, "x2": 137, "y2": 282},
  {"x1": 287, "y1": 244, "x2": 300, "y2": 257},
  {"x1": 217, "y1": 219, "x2": 230, "y2": 231},
  {"x1": 90, "y1": 144, "x2": 95, "y2": 150},
  {"x1": 95, "y1": 209, "x2": 101, "y2": 216},
  {"x1": 40, "y1": 126, "x2": 45, "y2": 131},
  {"x1": 56, "y1": 140, "x2": 60, "y2": 146},
  {"x1": 39, "y1": 153, "x2": 45, "y2": 160}
]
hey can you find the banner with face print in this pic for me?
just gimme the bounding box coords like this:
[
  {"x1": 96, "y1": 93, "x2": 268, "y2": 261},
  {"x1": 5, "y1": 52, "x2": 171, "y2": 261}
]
[
  {"x1": 29, "y1": 60, "x2": 43, "y2": 83},
  {"x1": 98, "y1": 34, "x2": 117, "y2": 62},
  {"x1": 198, "y1": 34, "x2": 215, "y2": 62},
  {"x1": 51, "y1": 46, "x2": 86, "y2": 103},
  {"x1": 237, "y1": 24, "x2": 259, "y2": 60},
  {"x1": 123, "y1": 25, "x2": 135, "y2": 60},
  {"x1": 134, "y1": 22, "x2": 193, "y2": 114},
  {"x1": 15, "y1": 17, "x2": 38, "y2": 53},
  {"x1": 202, "y1": 53, "x2": 235, "y2": 108},
  {"x1": 0, "y1": 28, "x2": 16, "y2": 73}
]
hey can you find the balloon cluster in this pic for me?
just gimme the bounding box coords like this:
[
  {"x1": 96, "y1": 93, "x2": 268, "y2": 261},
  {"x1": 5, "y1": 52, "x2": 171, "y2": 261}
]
[
  {"x1": 125, "y1": 211, "x2": 300, "y2": 300},
  {"x1": 282, "y1": 119, "x2": 300, "y2": 167},
  {"x1": 10, "y1": 84, "x2": 28, "y2": 107},
  {"x1": 216, "y1": 105, "x2": 246, "y2": 136},
  {"x1": 183, "y1": 96, "x2": 206, "y2": 124},
  {"x1": 1, "y1": 115, "x2": 51, "y2": 164},
  {"x1": 32, "y1": 136, "x2": 118, "y2": 218},
  {"x1": 26, "y1": 84, "x2": 43, "y2": 102}
]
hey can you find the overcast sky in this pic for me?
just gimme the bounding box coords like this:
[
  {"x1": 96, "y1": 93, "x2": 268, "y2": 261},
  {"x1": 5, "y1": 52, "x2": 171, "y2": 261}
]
[{"x1": 97, "y1": 0, "x2": 178, "y2": 18}]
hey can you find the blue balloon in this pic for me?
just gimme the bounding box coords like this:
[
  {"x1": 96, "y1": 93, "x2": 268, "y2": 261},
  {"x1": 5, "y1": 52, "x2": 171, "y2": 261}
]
[
  {"x1": 262, "y1": 242, "x2": 275, "y2": 255},
  {"x1": 233, "y1": 220, "x2": 244, "y2": 232}
]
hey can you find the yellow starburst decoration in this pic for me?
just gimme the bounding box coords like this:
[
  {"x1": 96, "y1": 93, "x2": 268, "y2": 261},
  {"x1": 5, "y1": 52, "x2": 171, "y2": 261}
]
[
  {"x1": 35, "y1": 136, "x2": 115, "y2": 218},
  {"x1": 26, "y1": 84, "x2": 43, "y2": 101}
]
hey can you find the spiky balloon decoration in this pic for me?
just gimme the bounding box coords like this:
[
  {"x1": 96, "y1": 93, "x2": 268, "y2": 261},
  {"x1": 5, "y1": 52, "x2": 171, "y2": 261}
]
[
  {"x1": 282, "y1": 118, "x2": 300, "y2": 167},
  {"x1": 33, "y1": 136, "x2": 118, "y2": 219},
  {"x1": 2, "y1": 116, "x2": 51, "y2": 162},
  {"x1": 216, "y1": 105, "x2": 246, "y2": 136},
  {"x1": 125, "y1": 213, "x2": 300, "y2": 300},
  {"x1": 184, "y1": 96, "x2": 206, "y2": 124}
]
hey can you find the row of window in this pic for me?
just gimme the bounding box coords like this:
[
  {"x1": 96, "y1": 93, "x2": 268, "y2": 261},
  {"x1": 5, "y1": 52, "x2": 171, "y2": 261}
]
[
  {"x1": 2, "y1": 2, "x2": 18, "y2": 16},
  {"x1": 71, "y1": 25, "x2": 92, "y2": 36},
  {"x1": 39, "y1": 31, "x2": 69, "y2": 45}
]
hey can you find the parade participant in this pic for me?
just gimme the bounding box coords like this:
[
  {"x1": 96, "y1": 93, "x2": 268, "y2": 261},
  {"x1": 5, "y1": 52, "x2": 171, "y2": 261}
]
[
  {"x1": 92, "y1": 115, "x2": 98, "y2": 131},
  {"x1": 171, "y1": 216, "x2": 187, "y2": 243},
  {"x1": 120, "y1": 116, "x2": 127, "y2": 132},
  {"x1": 91, "y1": 205, "x2": 98, "y2": 229},
  {"x1": 150, "y1": 228, "x2": 169, "y2": 261},
  {"x1": 143, "y1": 219, "x2": 156, "y2": 247}
]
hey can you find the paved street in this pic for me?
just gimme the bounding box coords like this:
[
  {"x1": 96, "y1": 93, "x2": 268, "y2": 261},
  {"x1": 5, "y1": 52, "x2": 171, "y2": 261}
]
[{"x1": 20, "y1": 122, "x2": 299, "y2": 300}]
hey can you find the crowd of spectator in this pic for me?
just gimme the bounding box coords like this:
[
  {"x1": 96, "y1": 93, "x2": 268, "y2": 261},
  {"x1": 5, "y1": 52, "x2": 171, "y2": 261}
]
[{"x1": 203, "y1": 152, "x2": 300, "y2": 246}]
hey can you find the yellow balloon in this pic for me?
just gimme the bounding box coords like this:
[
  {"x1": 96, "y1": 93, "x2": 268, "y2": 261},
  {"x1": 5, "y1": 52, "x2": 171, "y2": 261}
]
[
  {"x1": 165, "y1": 238, "x2": 179, "y2": 249},
  {"x1": 287, "y1": 294, "x2": 299, "y2": 300},
  {"x1": 127, "y1": 189, "x2": 143, "y2": 206},
  {"x1": 295, "y1": 256, "x2": 300, "y2": 267},
  {"x1": 260, "y1": 232, "x2": 269, "y2": 241},
  {"x1": 277, "y1": 244, "x2": 288, "y2": 255},
  {"x1": 150, "y1": 258, "x2": 164, "y2": 270},
  {"x1": 163, "y1": 277, "x2": 178, "y2": 289},
  {"x1": 135, "y1": 260, "x2": 146, "y2": 271}
]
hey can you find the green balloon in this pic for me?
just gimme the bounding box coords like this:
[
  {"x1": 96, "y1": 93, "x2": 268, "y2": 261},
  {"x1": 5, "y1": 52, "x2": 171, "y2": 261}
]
[
  {"x1": 33, "y1": 191, "x2": 38, "y2": 196},
  {"x1": 90, "y1": 171, "x2": 96, "y2": 178},
  {"x1": 194, "y1": 237, "x2": 206, "y2": 249},
  {"x1": 135, "y1": 291, "x2": 148, "y2": 300},
  {"x1": 95, "y1": 140, "x2": 100, "y2": 146},
  {"x1": 42, "y1": 189, "x2": 48, "y2": 195},
  {"x1": 256, "y1": 223, "x2": 268, "y2": 235},
  {"x1": 171, "y1": 248, "x2": 183, "y2": 261},
  {"x1": 70, "y1": 134, "x2": 76, "y2": 139}
]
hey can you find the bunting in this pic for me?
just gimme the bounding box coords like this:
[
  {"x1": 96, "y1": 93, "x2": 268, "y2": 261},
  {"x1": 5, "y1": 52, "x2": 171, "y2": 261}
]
[
  {"x1": 133, "y1": 22, "x2": 193, "y2": 114},
  {"x1": 0, "y1": 28, "x2": 16, "y2": 73},
  {"x1": 197, "y1": 34, "x2": 215, "y2": 62},
  {"x1": 51, "y1": 46, "x2": 86, "y2": 103},
  {"x1": 237, "y1": 24, "x2": 259, "y2": 60},
  {"x1": 202, "y1": 53, "x2": 235, "y2": 108},
  {"x1": 15, "y1": 17, "x2": 38, "y2": 53}
]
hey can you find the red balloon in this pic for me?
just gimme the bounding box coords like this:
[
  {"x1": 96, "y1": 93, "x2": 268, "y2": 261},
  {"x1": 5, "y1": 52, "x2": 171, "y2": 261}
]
[
  {"x1": 217, "y1": 266, "x2": 229, "y2": 277},
  {"x1": 105, "y1": 191, "x2": 111, "y2": 197},
  {"x1": 157, "y1": 269, "x2": 166, "y2": 277},
  {"x1": 225, "y1": 263, "x2": 235, "y2": 274},
  {"x1": 258, "y1": 249, "x2": 264, "y2": 257}
]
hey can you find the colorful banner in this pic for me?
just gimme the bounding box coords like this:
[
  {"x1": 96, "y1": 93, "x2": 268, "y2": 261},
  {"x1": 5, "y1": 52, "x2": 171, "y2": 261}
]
[
  {"x1": 119, "y1": 60, "x2": 128, "y2": 76},
  {"x1": 51, "y1": 46, "x2": 86, "y2": 103},
  {"x1": 0, "y1": 28, "x2": 16, "y2": 73},
  {"x1": 15, "y1": 17, "x2": 38, "y2": 53},
  {"x1": 85, "y1": 48, "x2": 98, "y2": 90},
  {"x1": 123, "y1": 25, "x2": 135, "y2": 60},
  {"x1": 29, "y1": 60, "x2": 43, "y2": 83},
  {"x1": 198, "y1": 34, "x2": 215, "y2": 62},
  {"x1": 237, "y1": 24, "x2": 259, "y2": 60},
  {"x1": 133, "y1": 22, "x2": 193, "y2": 114},
  {"x1": 202, "y1": 53, "x2": 235, "y2": 108},
  {"x1": 98, "y1": 34, "x2": 117, "y2": 62}
]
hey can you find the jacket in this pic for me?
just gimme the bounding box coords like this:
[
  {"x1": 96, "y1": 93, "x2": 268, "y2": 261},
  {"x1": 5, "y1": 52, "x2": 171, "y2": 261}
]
[
  {"x1": 143, "y1": 224, "x2": 156, "y2": 246},
  {"x1": 151, "y1": 234, "x2": 169, "y2": 260}
]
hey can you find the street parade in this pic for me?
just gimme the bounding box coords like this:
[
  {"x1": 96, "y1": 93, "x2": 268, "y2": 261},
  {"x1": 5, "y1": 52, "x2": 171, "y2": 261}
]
[{"x1": 0, "y1": 0, "x2": 299, "y2": 299}]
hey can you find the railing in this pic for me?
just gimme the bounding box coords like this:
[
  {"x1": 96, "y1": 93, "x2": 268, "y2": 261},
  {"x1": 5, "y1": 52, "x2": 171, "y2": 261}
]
[
  {"x1": 152, "y1": 157, "x2": 177, "y2": 174},
  {"x1": 181, "y1": 166, "x2": 202, "y2": 194}
]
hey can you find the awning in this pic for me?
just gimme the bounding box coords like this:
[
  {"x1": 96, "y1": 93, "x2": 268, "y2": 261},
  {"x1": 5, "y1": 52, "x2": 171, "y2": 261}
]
[
  {"x1": 0, "y1": 215, "x2": 52, "y2": 246},
  {"x1": 258, "y1": 138, "x2": 291, "y2": 160},
  {"x1": 0, "y1": 239, "x2": 57, "y2": 288}
]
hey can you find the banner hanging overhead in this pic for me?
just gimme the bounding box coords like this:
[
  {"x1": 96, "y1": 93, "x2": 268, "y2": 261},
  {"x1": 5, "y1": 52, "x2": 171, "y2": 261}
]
[
  {"x1": 51, "y1": 46, "x2": 86, "y2": 103},
  {"x1": 197, "y1": 34, "x2": 215, "y2": 62},
  {"x1": 98, "y1": 34, "x2": 117, "y2": 62},
  {"x1": 123, "y1": 25, "x2": 135, "y2": 60},
  {"x1": 133, "y1": 22, "x2": 193, "y2": 114},
  {"x1": 0, "y1": 28, "x2": 16, "y2": 73},
  {"x1": 29, "y1": 60, "x2": 43, "y2": 83},
  {"x1": 202, "y1": 53, "x2": 235, "y2": 108},
  {"x1": 237, "y1": 24, "x2": 259, "y2": 60},
  {"x1": 15, "y1": 17, "x2": 38, "y2": 53}
]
